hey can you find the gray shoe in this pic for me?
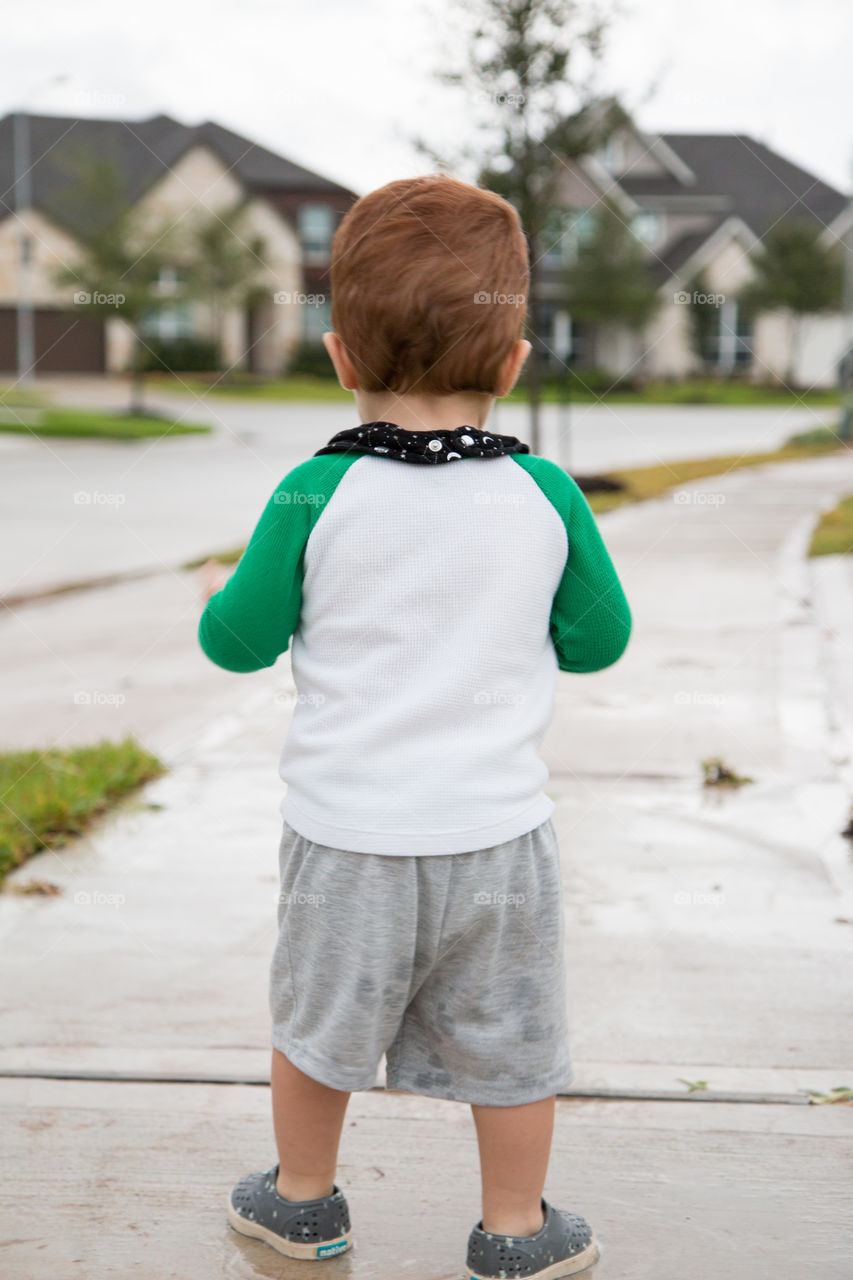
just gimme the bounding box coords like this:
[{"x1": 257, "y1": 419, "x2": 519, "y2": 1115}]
[
  {"x1": 227, "y1": 1164, "x2": 353, "y2": 1259},
  {"x1": 466, "y1": 1199, "x2": 599, "y2": 1279}
]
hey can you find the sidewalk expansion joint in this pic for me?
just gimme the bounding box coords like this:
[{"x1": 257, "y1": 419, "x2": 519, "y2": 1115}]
[{"x1": 0, "y1": 1069, "x2": 812, "y2": 1105}]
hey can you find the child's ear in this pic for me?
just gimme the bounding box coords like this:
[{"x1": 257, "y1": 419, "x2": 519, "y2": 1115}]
[
  {"x1": 496, "y1": 339, "x2": 531, "y2": 397},
  {"x1": 322, "y1": 332, "x2": 360, "y2": 391}
]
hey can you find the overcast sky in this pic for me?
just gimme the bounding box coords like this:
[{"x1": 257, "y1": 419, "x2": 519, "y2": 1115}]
[{"x1": 5, "y1": 0, "x2": 852, "y2": 198}]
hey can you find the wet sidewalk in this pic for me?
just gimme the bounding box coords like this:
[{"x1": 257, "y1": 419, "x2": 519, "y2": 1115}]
[{"x1": 1, "y1": 451, "x2": 853, "y2": 1278}]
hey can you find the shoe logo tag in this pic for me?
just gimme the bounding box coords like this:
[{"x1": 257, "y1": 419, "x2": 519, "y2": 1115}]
[{"x1": 317, "y1": 1241, "x2": 349, "y2": 1257}]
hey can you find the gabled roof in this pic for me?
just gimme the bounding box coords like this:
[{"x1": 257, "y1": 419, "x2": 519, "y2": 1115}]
[
  {"x1": 0, "y1": 112, "x2": 356, "y2": 237},
  {"x1": 619, "y1": 134, "x2": 849, "y2": 238},
  {"x1": 646, "y1": 215, "x2": 730, "y2": 284}
]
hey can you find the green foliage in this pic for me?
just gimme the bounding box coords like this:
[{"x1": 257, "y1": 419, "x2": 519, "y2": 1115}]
[
  {"x1": 285, "y1": 342, "x2": 336, "y2": 379},
  {"x1": 137, "y1": 335, "x2": 222, "y2": 373},
  {"x1": 0, "y1": 738, "x2": 165, "y2": 884},
  {"x1": 0, "y1": 408, "x2": 209, "y2": 439},
  {"x1": 803, "y1": 1086, "x2": 852, "y2": 1105},
  {"x1": 51, "y1": 152, "x2": 178, "y2": 325},
  {"x1": 809, "y1": 493, "x2": 853, "y2": 557},
  {"x1": 739, "y1": 219, "x2": 843, "y2": 317},
  {"x1": 684, "y1": 271, "x2": 720, "y2": 368},
  {"x1": 425, "y1": 0, "x2": 630, "y2": 444},
  {"x1": 784, "y1": 426, "x2": 840, "y2": 449},
  {"x1": 563, "y1": 196, "x2": 660, "y2": 331},
  {"x1": 702, "y1": 757, "x2": 754, "y2": 788},
  {"x1": 183, "y1": 200, "x2": 269, "y2": 356}
]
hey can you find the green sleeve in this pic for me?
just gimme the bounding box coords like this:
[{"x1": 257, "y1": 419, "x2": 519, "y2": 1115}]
[
  {"x1": 198, "y1": 454, "x2": 359, "y2": 673},
  {"x1": 512, "y1": 454, "x2": 632, "y2": 673}
]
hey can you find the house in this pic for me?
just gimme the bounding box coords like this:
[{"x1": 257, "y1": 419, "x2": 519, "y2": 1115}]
[
  {"x1": 0, "y1": 112, "x2": 357, "y2": 376},
  {"x1": 537, "y1": 117, "x2": 852, "y2": 387}
]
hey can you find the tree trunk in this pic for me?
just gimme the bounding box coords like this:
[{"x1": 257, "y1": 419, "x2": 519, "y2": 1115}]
[
  {"x1": 785, "y1": 311, "x2": 801, "y2": 389},
  {"x1": 526, "y1": 248, "x2": 542, "y2": 455},
  {"x1": 130, "y1": 331, "x2": 147, "y2": 417}
]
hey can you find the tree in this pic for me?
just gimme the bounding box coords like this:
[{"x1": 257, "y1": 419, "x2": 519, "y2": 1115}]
[
  {"x1": 184, "y1": 201, "x2": 268, "y2": 365},
  {"x1": 424, "y1": 0, "x2": 628, "y2": 451},
  {"x1": 563, "y1": 196, "x2": 660, "y2": 375},
  {"x1": 685, "y1": 270, "x2": 720, "y2": 372},
  {"x1": 51, "y1": 150, "x2": 182, "y2": 416},
  {"x1": 737, "y1": 219, "x2": 843, "y2": 387}
]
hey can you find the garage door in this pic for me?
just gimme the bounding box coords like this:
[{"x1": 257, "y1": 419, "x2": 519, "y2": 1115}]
[{"x1": 0, "y1": 307, "x2": 106, "y2": 374}]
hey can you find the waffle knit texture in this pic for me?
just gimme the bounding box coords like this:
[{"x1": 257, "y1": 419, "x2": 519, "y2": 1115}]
[{"x1": 198, "y1": 450, "x2": 632, "y2": 854}]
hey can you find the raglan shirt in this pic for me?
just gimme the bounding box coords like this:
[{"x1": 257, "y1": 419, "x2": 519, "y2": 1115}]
[{"x1": 198, "y1": 423, "x2": 632, "y2": 855}]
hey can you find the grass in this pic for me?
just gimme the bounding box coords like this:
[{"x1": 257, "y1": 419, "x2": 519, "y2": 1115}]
[
  {"x1": 0, "y1": 737, "x2": 165, "y2": 886},
  {"x1": 147, "y1": 370, "x2": 840, "y2": 407},
  {"x1": 809, "y1": 494, "x2": 853, "y2": 557},
  {"x1": 584, "y1": 427, "x2": 842, "y2": 515},
  {"x1": 147, "y1": 372, "x2": 354, "y2": 402},
  {"x1": 0, "y1": 407, "x2": 210, "y2": 439}
]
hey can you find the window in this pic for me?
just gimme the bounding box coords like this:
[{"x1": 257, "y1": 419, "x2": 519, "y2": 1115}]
[
  {"x1": 140, "y1": 266, "x2": 193, "y2": 339},
  {"x1": 597, "y1": 136, "x2": 625, "y2": 173},
  {"x1": 153, "y1": 265, "x2": 188, "y2": 296},
  {"x1": 299, "y1": 204, "x2": 334, "y2": 265},
  {"x1": 140, "y1": 303, "x2": 193, "y2": 340},
  {"x1": 541, "y1": 209, "x2": 573, "y2": 268},
  {"x1": 631, "y1": 211, "x2": 663, "y2": 247},
  {"x1": 541, "y1": 208, "x2": 598, "y2": 268},
  {"x1": 699, "y1": 298, "x2": 753, "y2": 372}
]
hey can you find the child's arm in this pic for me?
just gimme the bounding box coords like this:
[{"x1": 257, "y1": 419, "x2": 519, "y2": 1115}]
[
  {"x1": 513, "y1": 455, "x2": 632, "y2": 673},
  {"x1": 198, "y1": 454, "x2": 358, "y2": 673}
]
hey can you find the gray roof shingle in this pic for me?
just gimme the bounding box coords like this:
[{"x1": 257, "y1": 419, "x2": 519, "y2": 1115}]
[
  {"x1": 620, "y1": 134, "x2": 849, "y2": 238},
  {"x1": 0, "y1": 111, "x2": 355, "y2": 236}
]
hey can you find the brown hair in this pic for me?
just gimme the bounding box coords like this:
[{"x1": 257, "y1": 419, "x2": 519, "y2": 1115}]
[{"x1": 329, "y1": 174, "x2": 529, "y2": 395}]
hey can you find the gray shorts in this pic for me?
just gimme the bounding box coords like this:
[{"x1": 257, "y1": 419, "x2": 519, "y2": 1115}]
[{"x1": 268, "y1": 817, "x2": 572, "y2": 1106}]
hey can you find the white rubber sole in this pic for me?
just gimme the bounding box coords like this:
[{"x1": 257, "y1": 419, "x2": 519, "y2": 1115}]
[
  {"x1": 226, "y1": 1196, "x2": 353, "y2": 1259},
  {"x1": 468, "y1": 1236, "x2": 600, "y2": 1280}
]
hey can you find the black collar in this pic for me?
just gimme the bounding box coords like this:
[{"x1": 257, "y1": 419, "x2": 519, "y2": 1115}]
[{"x1": 314, "y1": 421, "x2": 529, "y2": 465}]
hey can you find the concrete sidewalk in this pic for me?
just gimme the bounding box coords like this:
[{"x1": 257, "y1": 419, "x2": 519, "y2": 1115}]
[{"x1": 2, "y1": 452, "x2": 853, "y2": 1278}]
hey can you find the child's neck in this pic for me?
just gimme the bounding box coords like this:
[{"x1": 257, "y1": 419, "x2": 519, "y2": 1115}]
[{"x1": 354, "y1": 389, "x2": 496, "y2": 433}]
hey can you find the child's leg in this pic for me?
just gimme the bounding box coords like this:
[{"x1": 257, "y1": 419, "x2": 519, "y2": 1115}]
[
  {"x1": 271, "y1": 1049, "x2": 351, "y2": 1201},
  {"x1": 471, "y1": 1095, "x2": 555, "y2": 1236}
]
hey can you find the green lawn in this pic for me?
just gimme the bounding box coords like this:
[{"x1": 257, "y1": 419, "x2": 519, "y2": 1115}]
[
  {"x1": 809, "y1": 494, "x2": 853, "y2": 557},
  {"x1": 0, "y1": 737, "x2": 165, "y2": 886},
  {"x1": 147, "y1": 370, "x2": 840, "y2": 408},
  {"x1": 585, "y1": 427, "x2": 842, "y2": 514},
  {"x1": 0, "y1": 407, "x2": 210, "y2": 440}
]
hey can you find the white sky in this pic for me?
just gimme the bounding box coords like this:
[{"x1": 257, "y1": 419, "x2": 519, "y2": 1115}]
[{"x1": 5, "y1": 0, "x2": 853, "y2": 197}]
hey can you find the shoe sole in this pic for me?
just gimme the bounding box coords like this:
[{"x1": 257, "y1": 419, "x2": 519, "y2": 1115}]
[
  {"x1": 468, "y1": 1236, "x2": 600, "y2": 1280},
  {"x1": 226, "y1": 1196, "x2": 353, "y2": 1259}
]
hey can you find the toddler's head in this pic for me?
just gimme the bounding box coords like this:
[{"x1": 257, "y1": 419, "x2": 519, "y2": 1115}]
[{"x1": 323, "y1": 174, "x2": 530, "y2": 411}]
